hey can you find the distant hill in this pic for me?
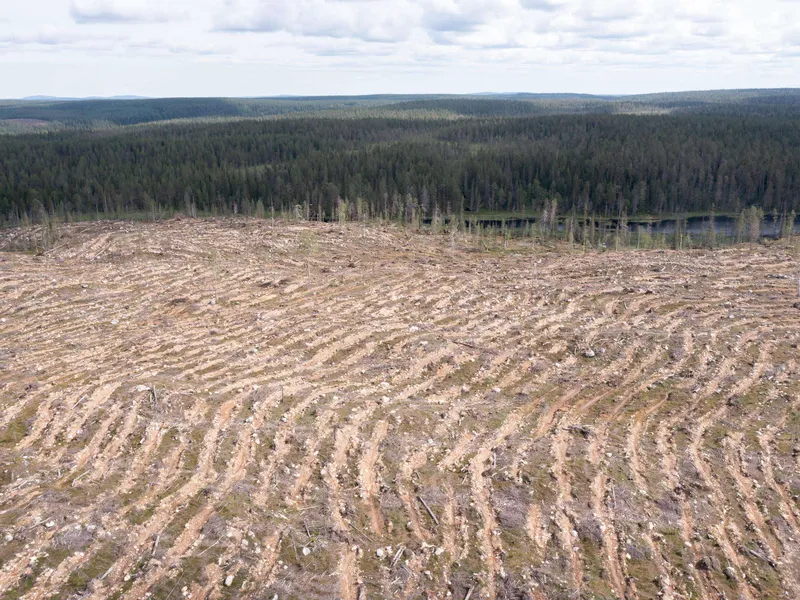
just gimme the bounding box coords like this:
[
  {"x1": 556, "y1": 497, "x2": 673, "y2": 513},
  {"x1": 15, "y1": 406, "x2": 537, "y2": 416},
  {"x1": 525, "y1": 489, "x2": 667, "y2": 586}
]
[
  {"x1": 21, "y1": 95, "x2": 150, "y2": 102},
  {"x1": 1, "y1": 89, "x2": 799, "y2": 133}
]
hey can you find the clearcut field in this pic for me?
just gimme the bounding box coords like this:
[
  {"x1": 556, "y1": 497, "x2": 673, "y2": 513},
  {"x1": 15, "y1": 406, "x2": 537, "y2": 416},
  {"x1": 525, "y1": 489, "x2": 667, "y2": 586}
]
[{"x1": 1, "y1": 219, "x2": 799, "y2": 600}]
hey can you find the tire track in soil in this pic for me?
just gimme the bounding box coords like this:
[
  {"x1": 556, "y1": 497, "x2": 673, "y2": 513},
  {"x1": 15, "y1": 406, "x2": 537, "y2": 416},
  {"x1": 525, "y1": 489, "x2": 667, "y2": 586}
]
[
  {"x1": 684, "y1": 339, "x2": 774, "y2": 600},
  {"x1": 652, "y1": 321, "x2": 762, "y2": 600},
  {"x1": 585, "y1": 315, "x2": 693, "y2": 600},
  {"x1": 3, "y1": 223, "x2": 799, "y2": 600},
  {"x1": 121, "y1": 387, "x2": 287, "y2": 598},
  {"x1": 358, "y1": 420, "x2": 389, "y2": 536},
  {"x1": 88, "y1": 397, "x2": 241, "y2": 598}
]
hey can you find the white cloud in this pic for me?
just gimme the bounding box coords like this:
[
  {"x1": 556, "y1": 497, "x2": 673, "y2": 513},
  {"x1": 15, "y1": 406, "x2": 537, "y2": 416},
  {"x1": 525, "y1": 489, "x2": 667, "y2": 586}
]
[
  {"x1": 214, "y1": 0, "x2": 419, "y2": 42},
  {"x1": 70, "y1": 0, "x2": 183, "y2": 24},
  {"x1": 0, "y1": 0, "x2": 797, "y2": 96}
]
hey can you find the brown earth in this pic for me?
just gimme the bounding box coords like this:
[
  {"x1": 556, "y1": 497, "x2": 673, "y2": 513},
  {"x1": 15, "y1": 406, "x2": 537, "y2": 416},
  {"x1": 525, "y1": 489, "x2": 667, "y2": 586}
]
[{"x1": 1, "y1": 218, "x2": 799, "y2": 600}]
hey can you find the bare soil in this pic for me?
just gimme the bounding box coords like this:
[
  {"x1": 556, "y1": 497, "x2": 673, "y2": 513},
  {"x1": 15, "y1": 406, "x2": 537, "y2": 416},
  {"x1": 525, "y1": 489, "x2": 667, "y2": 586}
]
[{"x1": 1, "y1": 219, "x2": 799, "y2": 600}]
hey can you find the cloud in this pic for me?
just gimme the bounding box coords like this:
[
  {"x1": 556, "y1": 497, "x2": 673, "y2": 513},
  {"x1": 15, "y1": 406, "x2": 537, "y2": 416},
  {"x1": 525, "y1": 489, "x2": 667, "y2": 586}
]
[
  {"x1": 520, "y1": 0, "x2": 560, "y2": 12},
  {"x1": 421, "y1": 3, "x2": 486, "y2": 33},
  {"x1": 214, "y1": 0, "x2": 416, "y2": 42},
  {"x1": 2, "y1": 0, "x2": 800, "y2": 97},
  {"x1": 576, "y1": 3, "x2": 637, "y2": 24},
  {"x1": 0, "y1": 25, "x2": 100, "y2": 46},
  {"x1": 693, "y1": 23, "x2": 727, "y2": 38},
  {"x1": 70, "y1": 0, "x2": 180, "y2": 24}
]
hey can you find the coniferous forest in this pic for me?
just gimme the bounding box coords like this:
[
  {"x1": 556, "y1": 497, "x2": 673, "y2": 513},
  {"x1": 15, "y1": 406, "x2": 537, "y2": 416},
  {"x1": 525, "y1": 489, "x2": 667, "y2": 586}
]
[{"x1": 1, "y1": 91, "x2": 800, "y2": 227}]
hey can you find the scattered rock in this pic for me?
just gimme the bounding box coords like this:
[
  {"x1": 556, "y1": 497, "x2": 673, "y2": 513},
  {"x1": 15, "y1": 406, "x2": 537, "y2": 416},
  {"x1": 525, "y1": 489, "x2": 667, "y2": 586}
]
[
  {"x1": 584, "y1": 349, "x2": 596, "y2": 358},
  {"x1": 568, "y1": 425, "x2": 593, "y2": 438},
  {"x1": 3, "y1": 533, "x2": 13, "y2": 543},
  {"x1": 696, "y1": 556, "x2": 721, "y2": 572}
]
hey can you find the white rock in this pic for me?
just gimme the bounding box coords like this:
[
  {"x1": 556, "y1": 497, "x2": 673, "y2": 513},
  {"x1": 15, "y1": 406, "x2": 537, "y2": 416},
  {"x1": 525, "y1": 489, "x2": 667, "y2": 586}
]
[
  {"x1": 584, "y1": 349, "x2": 596, "y2": 358},
  {"x1": 111, "y1": 319, "x2": 119, "y2": 325},
  {"x1": 224, "y1": 574, "x2": 234, "y2": 587},
  {"x1": 3, "y1": 533, "x2": 13, "y2": 543},
  {"x1": 376, "y1": 548, "x2": 385, "y2": 558},
  {"x1": 302, "y1": 546, "x2": 311, "y2": 556}
]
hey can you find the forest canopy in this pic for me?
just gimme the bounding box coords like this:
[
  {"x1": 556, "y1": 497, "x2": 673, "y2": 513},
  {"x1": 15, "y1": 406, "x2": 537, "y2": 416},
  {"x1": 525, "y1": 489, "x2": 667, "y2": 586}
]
[{"x1": 1, "y1": 91, "x2": 799, "y2": 225}]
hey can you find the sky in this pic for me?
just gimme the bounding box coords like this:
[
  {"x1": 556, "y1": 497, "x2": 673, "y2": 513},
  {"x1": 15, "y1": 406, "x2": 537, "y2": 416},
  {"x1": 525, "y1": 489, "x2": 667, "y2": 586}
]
[{"x1": 1, "y1": 0, "x2": 799, "y2": 98}]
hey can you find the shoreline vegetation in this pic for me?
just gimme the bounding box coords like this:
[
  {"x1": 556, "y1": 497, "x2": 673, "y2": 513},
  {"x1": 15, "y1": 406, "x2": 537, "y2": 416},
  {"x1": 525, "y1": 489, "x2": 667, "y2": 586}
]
[
  {"x1": 4, "y1": 209, "x2": 798, "y2": 256},
  {"x1": 2, "y1": 90, "x2": 800, "y2": 251}
]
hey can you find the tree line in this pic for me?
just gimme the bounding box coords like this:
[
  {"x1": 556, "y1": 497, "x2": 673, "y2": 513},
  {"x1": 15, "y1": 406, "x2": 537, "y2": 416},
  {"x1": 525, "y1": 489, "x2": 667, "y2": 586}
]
[{"x1": 1, "y1": 113, "x2": 799, "y2": 227}]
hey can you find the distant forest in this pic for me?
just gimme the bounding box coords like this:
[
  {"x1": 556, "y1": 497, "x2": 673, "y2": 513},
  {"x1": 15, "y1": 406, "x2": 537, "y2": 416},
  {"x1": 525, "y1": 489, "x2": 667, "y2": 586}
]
[{"x1": 1, "y1": 90, "x2": 800, "y2": 225}]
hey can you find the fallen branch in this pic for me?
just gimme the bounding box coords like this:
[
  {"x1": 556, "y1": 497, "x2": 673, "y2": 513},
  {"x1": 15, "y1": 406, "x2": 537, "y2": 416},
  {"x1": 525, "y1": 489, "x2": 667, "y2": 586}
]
[
  {"x1": 391, "y1": 546, "x2": 405, "y2": 568},
  {"x1": 351, "y1": 524, "x2": 375, "y2": 544},
  {"x1": 71, "y1": 471, "x2": 90, "y2": 487},
  {"x1": 417, "y1": 495, "x2": 439, "y2": 526}
]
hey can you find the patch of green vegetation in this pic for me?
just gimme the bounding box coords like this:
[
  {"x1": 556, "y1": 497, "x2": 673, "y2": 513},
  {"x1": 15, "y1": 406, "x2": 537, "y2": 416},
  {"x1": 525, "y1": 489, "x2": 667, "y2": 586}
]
[
  {"x1": 0, "y1": 400, "x2": 38, "y2": 447},
  {"x1": 181, "y1": 428, "x2": 206, "y2": 472},
  {"x1": 578, "y1": 541, "x2": 615, "y2": 597},
  {"x1": 438, "y1": 359, "x2": 482, "y2": 392},
  {"x1": 64, "y1": 541, "x2": 121, "y2": 595},
  {"x1": 127, "y1": 505, "x2": 156, "y2": 526},
  {"x1": 626, "y1": 539, "x2": 660, "y2": 598},
  {"x1": 157, "y1": 492, "x2": 209, "y2": 555},
  {"x1": 1, "y1": 547, "x2": 71, "y2": 600},
  {"x1": 217, "y1": 491, "x2": 251, "y2": 521}
]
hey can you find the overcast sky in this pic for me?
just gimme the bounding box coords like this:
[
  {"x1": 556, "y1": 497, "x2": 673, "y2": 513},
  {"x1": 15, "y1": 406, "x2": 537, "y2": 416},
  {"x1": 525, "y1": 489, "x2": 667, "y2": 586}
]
[{"x1": 1, "y1": 0, "x2": 799, "y2": 98}]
